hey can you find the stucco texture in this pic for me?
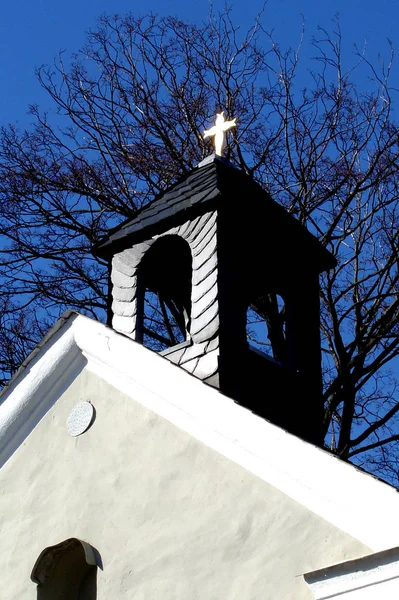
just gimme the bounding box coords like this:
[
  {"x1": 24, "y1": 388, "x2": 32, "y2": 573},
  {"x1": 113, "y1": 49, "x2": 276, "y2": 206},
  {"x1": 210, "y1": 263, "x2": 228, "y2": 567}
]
[{"x1": 0, "y1": 368, "x2": 369, "y2": 599}]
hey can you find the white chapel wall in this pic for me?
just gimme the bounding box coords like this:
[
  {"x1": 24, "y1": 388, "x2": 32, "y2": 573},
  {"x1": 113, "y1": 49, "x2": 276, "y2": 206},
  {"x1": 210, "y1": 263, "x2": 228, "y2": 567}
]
[{"x1": 0, "y1": 367, "x2": 370, "y2": 599}]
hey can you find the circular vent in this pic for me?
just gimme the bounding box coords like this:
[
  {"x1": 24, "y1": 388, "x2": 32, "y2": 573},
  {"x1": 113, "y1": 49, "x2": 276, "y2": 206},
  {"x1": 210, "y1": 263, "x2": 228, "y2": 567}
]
[{"x1": 66, "y1": 402, "x2": 94, "y2": 436}]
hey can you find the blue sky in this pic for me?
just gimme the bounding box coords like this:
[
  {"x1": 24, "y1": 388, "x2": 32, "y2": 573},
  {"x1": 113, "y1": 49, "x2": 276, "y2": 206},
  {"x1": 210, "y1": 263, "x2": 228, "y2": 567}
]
[{"x1": 1, "y1": 0, "x2": 398, "y2": 128}]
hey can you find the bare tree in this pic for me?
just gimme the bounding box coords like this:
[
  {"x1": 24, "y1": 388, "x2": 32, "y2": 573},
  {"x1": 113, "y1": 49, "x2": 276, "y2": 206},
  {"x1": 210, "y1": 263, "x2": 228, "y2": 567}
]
[{"x1": 1, "y1": 9, "x2": 399, "y2": 481}]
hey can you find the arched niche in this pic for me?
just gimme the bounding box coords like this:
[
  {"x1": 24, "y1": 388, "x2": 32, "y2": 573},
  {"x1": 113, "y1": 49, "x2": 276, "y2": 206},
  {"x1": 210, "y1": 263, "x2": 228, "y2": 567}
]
[
  {"x1": 31, "y1": 538, "x2": 100, "y2": 600},
  {"x1": 137, "y1": 235, "x2": 193, "y2": 351}
]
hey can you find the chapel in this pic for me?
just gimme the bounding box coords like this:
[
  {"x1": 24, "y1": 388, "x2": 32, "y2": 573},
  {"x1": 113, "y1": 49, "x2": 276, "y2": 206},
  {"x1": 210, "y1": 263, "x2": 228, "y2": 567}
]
[{"x1": 1, "y1": 116, "x2": 399, "y2": 599}]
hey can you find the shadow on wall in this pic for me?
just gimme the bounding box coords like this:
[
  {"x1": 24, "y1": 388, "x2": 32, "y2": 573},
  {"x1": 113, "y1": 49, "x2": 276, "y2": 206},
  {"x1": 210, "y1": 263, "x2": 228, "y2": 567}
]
[{"x1": 31, "y1": 538, "x2": 102, "y2": 600}]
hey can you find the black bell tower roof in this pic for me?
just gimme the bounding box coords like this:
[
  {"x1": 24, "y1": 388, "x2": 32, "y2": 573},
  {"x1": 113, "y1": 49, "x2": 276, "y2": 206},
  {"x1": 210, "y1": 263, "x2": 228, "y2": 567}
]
[{"x1": 93, "y1": 155, "x2": 335, "y2": 275}]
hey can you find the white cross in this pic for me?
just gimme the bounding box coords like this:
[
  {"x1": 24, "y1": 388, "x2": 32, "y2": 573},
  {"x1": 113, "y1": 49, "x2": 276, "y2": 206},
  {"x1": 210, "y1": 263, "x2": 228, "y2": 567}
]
[{"x1": 203, "y1": 112, "x2": 236, "y2": 156}]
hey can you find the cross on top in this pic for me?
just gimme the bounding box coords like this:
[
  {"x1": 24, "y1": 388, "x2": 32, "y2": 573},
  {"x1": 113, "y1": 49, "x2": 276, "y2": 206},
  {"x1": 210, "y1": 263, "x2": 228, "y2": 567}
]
[{"x1": 203, "y1": 112, "x2": 236, "y2": 156}]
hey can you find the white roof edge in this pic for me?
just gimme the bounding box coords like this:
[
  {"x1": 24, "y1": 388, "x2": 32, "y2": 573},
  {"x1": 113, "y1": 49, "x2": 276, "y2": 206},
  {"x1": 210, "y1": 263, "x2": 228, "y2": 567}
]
[
  {"x1": 0, "y1": 313, "x2": 85, "y2": 466},
  {"x1": 304, "y1": 546, "x2": 399, "y2": 599},
  {"x1": 1, "y1": 313, "x2": 399, "y2": 551}
]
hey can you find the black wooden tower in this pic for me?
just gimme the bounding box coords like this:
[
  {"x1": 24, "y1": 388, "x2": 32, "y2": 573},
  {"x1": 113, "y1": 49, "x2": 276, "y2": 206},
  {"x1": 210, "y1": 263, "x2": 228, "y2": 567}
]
[{"x1": 93, "y1": 155, "x2": 335, "y2": 446}]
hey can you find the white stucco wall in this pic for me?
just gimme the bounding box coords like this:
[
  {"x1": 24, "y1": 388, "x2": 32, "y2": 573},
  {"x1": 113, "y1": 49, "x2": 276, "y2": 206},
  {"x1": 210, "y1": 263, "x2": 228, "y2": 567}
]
[{"x1": 0, "y1": 368, "x2": 370, "y2": 599}]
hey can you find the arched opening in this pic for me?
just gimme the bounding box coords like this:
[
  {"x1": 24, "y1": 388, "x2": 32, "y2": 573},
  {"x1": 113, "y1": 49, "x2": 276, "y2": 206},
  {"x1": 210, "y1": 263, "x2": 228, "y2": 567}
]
[
  {"x1": 137, "y1": 235, "x2": 192, "y2": 352},
  {"x1": 246, "y1": 292, "x2": 293, "y2": 367},
  {"x1": 31, "y1": 538, "x2": 99, "y2": 600}
]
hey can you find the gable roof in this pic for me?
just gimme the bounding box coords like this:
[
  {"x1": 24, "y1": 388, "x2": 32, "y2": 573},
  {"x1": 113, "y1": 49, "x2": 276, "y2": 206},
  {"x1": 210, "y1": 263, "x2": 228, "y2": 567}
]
[
  {"x1": 1, "y1": 311, "x2": 399, "y2": 552},
  {"x1": 92, "y1": 158, "x2": 225, "y2": 257},
  {"x1": 93, "y1": 156, "x2": 335, "y2": 273}
]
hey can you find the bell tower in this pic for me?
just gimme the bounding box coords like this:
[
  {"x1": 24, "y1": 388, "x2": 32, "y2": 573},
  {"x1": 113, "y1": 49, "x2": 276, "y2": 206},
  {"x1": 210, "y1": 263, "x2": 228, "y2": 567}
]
[{"x1": 93, "y1": 154, "x2": 335, "y2": 446}]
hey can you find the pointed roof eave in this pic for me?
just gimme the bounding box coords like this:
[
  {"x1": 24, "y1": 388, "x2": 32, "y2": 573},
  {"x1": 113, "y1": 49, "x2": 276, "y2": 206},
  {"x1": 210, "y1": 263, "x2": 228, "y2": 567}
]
[
  {"x1": 93, "y1": 161, "x2": 223, "y2": 259},
  {"x1": 0, "y1": 312, "x2": 397, "y2": 552},
  {"x1": 93, "y1": 156, "x2": 336, "y2": 273}
]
